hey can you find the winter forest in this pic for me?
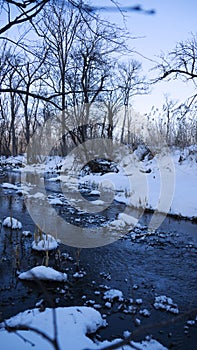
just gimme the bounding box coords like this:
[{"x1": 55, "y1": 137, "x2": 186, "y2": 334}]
[
  {"x1": 0, "y1": 1, "x2": 196, "y2": 156},
  {"x1": 0, "y1": 1, "x2": 196, "y2": 350}
]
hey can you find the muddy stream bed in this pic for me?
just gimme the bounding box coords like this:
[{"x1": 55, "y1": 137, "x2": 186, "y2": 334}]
[{"x1": 0, "y1": 171, "x2": 196, "y2": 349}]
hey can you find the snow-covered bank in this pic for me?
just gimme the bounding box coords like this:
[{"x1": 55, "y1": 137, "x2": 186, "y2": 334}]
[
  {"x1": 0, "y1": 306, "x2": 167, "y2": 350},
  {"x1": 1, "y1": 146, "x2": 196, "y2": 221},
  {"x1": 78, "y1": 146, "x2": 197, "y2": 220}
]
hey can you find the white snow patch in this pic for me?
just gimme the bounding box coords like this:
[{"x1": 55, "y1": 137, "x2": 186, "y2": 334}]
[
  {"x1": 139, "y1": 309, "x2": 151, "y2": 317},
  {"x1": 105, "y1": 302, "x2": 112, "y2": 308},
  {"x1": 118, "y1": 213, "x2": 138, "y2": 226},
  {"x1": 1, "y1": 183, "x2": 18, "y2": 190},
  {"x1": 47, "y1": 176, "x2": 61, "y2": 182},
  {"x1": 130, "y1": 339, "x2": 167, "y2": 350},
  {"x1": 2, "y1": 217, "x2": 22, "y2": 229},
  {"x1": 91, "y1": 199, "x2": 105, "y2": 205},
  {"x1": 0, "y1": 307, "x2": 167, "y2": 349},
  {"x1": 90, "y1": 190, "x2": 101, "y2": 195},
  {"x1": 79, "y1": 146, "x2": 197, "y2": 220},
  {"x1": 22, "y1": 231, "x2": 32, "y2": 237},
  {"x1": 27, "y1": 192, "x2": 45, "y2": 200},
  {"x1": 154, "y1": 295, "x2": 179, "y2": 314},
  {"x1": 110, "y1": 219, "x2": 126, "y2": 228},
  {"x1": 18, "y1": 266, "x2": 67, "y2": 282},
  {"x1": 73, "y1": 272, "x2": 86, "y2": 279},
  {"x1": 0, "y1": 307, "x2": 105, "y2": 350},
  {"x1": 32, "y1": 234, "x2": 58, "y2": 251},
  {"x1": 48, "y1": 198, "x2": 64, "y2": 205},
  {"x1": 103, "y1": 289, "x2": 123, "y2": 301}
]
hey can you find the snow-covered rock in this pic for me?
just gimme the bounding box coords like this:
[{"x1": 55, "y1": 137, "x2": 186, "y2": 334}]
[
  {"x1": 27, "y1": 192, "x2": 45, "y2": 200},
  {"x1": 2, "y1": 217, "x2": 22, "y2": 229},
  {"x1": 32, "y1": 233, "x2": 58, "y2": 251},
  {"x1": 90, "y1": 190, "x2": 101, "y2": 195},
  {"x1": 154, "y1": 295, "x2": 179, "y2": 314},
  {"x1": 139, "y1": 309, "x2": 151, "y2": 317},
  {"x1": 0, "y1": 307, "x2": 105, "y2": 350},
  {"x1": 1, "y1": 183, "x2": 18, "y2": 190},
  {"x1": 118, "y1": 213, "x2": 138, "y2": 226},
  {"x1": 0, "y1": 306, "x2": 167, "y2": 349},
  {"x1": 48, "y1": 197, "x2": 64, "y2": 205},
  {"x1": 92, "y1": 199, "x2": 105, "y2": 205},
  {"x1": 22, "y1": 230, "x2": 32, "y2": 237},
  {"x1": 18, "y1": 266, "x2": 67, "y2": 282},
  {"x1": 73, "y1": 271, "x2": 86, "y2": 279},
  {"x1": 103, "y1": 289, "x2": 123, "y2": 302}
]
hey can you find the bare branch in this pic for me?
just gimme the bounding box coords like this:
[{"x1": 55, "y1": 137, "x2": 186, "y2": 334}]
[
  {"x1": 154, "y1": 33, "x2": 197, "y2": 84},
  {"x1": 0, "y1": 0, "x2": 49, "y2": 34}
]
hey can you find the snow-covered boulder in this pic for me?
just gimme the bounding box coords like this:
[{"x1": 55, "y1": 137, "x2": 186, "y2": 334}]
[
  {"x1": 18, "y1": 266, "x2": 67, "y2": 282},
  {"x1": 103, "y1": 289, "x2": 123, "y2": 302},
  {"x1": 1, "y1": 183, "x2": 18, "y2": 190},
  {"x1": 2, "y1": 217, "x2": 22, "y2": 229},
  {"x1": 32, "y1": 233, "x2": 58, "y2": 251},
  {"x1": 118, "y1": 213, "x2": 138, "y2": 226},
  {"x1": 0, "y1": 306, "x2": 167, "y2": 349}
]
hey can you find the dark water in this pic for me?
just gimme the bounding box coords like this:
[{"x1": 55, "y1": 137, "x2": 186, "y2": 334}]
[{"x1": 0, "y1": 171, "x2": 196, "y2": 349}]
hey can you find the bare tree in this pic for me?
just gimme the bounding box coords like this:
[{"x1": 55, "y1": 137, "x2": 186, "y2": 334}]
[
  {"x1": 15, "y1": 53, "x2": 48, "y2": 145},
  {"x1": 30, "y1": 0, "x2": 83, "y2": 153},
  {"x1": 66, "y1": 21, "x2": 121, "y2": 143},
  {"x1": 154, "y1": 33, "x2": 197, "y2": 107},
  {"x1": 117, "y1": 61, "x2": 148, "y2": 143}
]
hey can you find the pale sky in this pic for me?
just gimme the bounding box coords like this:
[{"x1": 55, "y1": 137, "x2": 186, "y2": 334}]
[
  {"x1": 94, "y1": 0, "x2": 197, "y2": 115},
  {"x1": 1, "y1": 0, "x2": 196, "y2": 115}
]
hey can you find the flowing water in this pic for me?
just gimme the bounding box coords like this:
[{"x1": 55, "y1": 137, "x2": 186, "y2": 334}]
[{"x1": 0, "y1": 171, "x2": 196, "y2": 349}]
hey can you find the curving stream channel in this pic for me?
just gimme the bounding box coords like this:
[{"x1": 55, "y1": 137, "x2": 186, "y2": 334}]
[{"x1": 0, "y1": 171, "x2": 196, "y2": 350}]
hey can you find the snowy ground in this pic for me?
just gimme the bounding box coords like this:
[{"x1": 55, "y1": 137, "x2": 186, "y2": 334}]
[{"x1": 77, "y1": 145, "x2": 197, "y2": 220}]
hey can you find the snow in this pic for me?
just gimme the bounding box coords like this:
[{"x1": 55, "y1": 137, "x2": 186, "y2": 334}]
[
  {"x1": 32, "y1": 233, "x2": 58, "y2": 251},
  {"x1": 2, "y1": 217, "x2": 22, "y2": 229},
  {"x1": 139, "y1": 309, "x2": 151, "y2": 317},
  {"x1": 105, "y1": 301, "x2": 112, "y2": 308},
  {"x1": 0, "y1": 307, "x2": 105, "y2": 350},
  {"x1": 79, "y1": 146, "x2": 197, "y2": 222},
  {"x1": 1, "y1": 182, "x2": 33, "y2": 196},
  {"x1": 90, "y1": 190, "x2": 101, "y2": 195},
  {"x1": 73, "y1": 271, "x2": 86, "y2": 278},
  {"x1": 48, "y1": 197, "x2": 64, "y2": 205},
  {"x1": 17, "y1": 145, "x2": 196, "y2": 222},
  {"x1": 130, "y1": 339, "x2": 167, "y2": 350},
  {"x1": 154, "y1": 295, "x2": 179, "y2": 314},
  {"x1": 1, "y1": 183, "x2": 18, "y2": 190},
  {"x1": 103, "y1": 289, "x2": 123, "y2": 301},
  {"x1": 22, "y1": 230, "x2": 32, "y2": 237},
  {"x1": 48, "y1": 176, "x2": 61, "y2": 182},
  {"x1": 18, "y1": 266, "x2": 67, "y2": 282},
  {"x1": 118, "y1": 213, "x2": 138, "y2": 226},
  {"x1": 0, "y1": 155, "x2": 26, "y2": 167},
  {"x1": 27, "y1": 192, "x2": 45, "y2": 200},
  {"x1": 110, "y1": 219, "x2": 126, "y2": 228},
  {"x1": 108, "y1": 213, "x2": 138, "y2": 232},
  {"x1": 0, "y1": 307, "x2": 167, "y2": 350},
  {"x1": 135, "y1": 318, "x2": 141, "y2": 326},
  {"x1": 91, "y1": 199, "x2": 105, "y2": 205},
  {"x1": 186, "y1": 320, "x2": 195, "y2": 326}
]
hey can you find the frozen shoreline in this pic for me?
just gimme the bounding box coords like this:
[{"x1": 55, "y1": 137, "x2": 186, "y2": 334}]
[{"x1": 0, "y1": 145, "x2": 196, "y2": 222}]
